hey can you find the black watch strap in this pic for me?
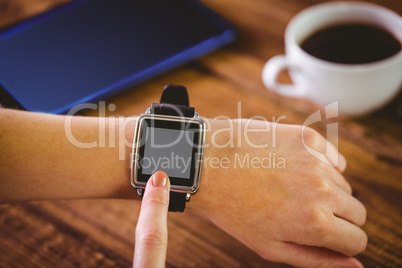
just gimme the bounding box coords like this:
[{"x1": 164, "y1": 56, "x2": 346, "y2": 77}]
[
  {"x1": 151, "y1": 85, "x2": 195, "y2": 118},
  {"x1": 160, "y1": 84, "x2": 190, "y2": 106},
  {"x1": 151, "y1": 85, "x2": 194, "y2": 212},
  {"x1": 168, "y1": 192, "x2": 187, "y2": 212},
  {"x1": 139, "y1": 188, "x2": 187, "y2": 212}
]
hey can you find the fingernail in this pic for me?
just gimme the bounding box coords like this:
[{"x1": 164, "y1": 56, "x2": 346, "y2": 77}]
[{"x1": 152, "y1": 172, "x2": 167, "y2": 188}]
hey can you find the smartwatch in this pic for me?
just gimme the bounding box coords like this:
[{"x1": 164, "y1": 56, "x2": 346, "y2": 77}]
[{"x1": 130, "y1": 85, "x2": 206, "y2": 212}]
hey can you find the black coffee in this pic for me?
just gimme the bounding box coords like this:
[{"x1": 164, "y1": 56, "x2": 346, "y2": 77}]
[{"x1": 301, "y1": 24, "x2": 401, "y2": 64}]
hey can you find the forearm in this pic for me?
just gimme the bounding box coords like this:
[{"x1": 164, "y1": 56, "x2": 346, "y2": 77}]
[
  {"x1": 0, "y1": 108, "x2": 218, "y2": 205},
  {"x1": 0, "y1": 109, "x2": 138, "y2": 203}
]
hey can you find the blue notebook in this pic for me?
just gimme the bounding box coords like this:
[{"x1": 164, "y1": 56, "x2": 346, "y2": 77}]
[{"x1": 0, "y1": 0, "x2": 236, "y2": 113}]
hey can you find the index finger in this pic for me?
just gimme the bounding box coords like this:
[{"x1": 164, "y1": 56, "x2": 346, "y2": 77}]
[{"x1": 134, "y1": 171, "x2": 170, "y2": 268}]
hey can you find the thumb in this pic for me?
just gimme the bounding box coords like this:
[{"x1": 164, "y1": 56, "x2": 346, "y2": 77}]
[{"x1": 133, "y1": 171, "x2": 170, "y2": 268}]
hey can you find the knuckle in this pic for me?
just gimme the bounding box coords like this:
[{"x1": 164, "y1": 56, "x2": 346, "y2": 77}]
[
  {"x1": 357, "y1": 231, "x2": 368, "y2": 253},
  {"x1": 142, "y1": 195, "x2": 169, "y2": 208},
  {"x1": 307, "y1": 159, "x2": 329, "y2": 180},
  {"x1": 309, "y1": 175, "x2": 336, "y2": 199},
  {"x1": 306, "y1": 208, "x2": 331, "y2": 237},
  {"x1": 317, "y1": 180, "x2": 336, "y2": 198},
  {"x1": 136, "y1": 228, "x2": 167, "y2": 248},
  {"x1": 302, "y1": 127, "x2": 322, "y2": 145},
  {"x1": 312, "y1": 157, "x2": 330, "y2": 172},
  {"x1": 355, "y1": 201, "x2": 368, "y2": 227},
  {"x1": 344, "y1": 181, "x2": 353, "y2": 195},
  {"x1": 346, "y1": 231, "x2": 368, "y2": 256}
]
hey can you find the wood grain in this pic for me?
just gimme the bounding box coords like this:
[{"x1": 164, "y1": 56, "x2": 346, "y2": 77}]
[{"x1": 0, "y1": 0, "x2": 401, "y2": 267}]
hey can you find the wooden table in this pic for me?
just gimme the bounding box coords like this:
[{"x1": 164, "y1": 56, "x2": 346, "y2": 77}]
[{"x1": 0, "y1": 0, "x2": 401, "y2": 267}]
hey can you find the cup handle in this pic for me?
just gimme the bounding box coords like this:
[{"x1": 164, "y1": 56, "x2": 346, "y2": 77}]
[{"x1": 262, "y1": 55, "x2": 305, "y2": 97}]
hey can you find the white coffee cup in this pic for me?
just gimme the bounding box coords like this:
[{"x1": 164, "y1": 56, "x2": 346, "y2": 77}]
[{"x1": 262, "y1": 2, "x2": 402, "y2": 117}]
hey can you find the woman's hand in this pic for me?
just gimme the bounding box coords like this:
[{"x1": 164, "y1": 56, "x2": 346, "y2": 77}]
[{"x1": 191, "y1": 119, "x2": 367, "y2": 268}]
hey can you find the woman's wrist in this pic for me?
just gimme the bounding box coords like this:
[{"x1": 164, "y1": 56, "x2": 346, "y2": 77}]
[{"x1": 188, "y1": 118, "x2": 242, "y2": 213}]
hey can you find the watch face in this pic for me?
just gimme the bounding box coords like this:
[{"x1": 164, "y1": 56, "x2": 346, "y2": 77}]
[{"x1": 132, "y1": 114, "x2": 204, "y2": 191}]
